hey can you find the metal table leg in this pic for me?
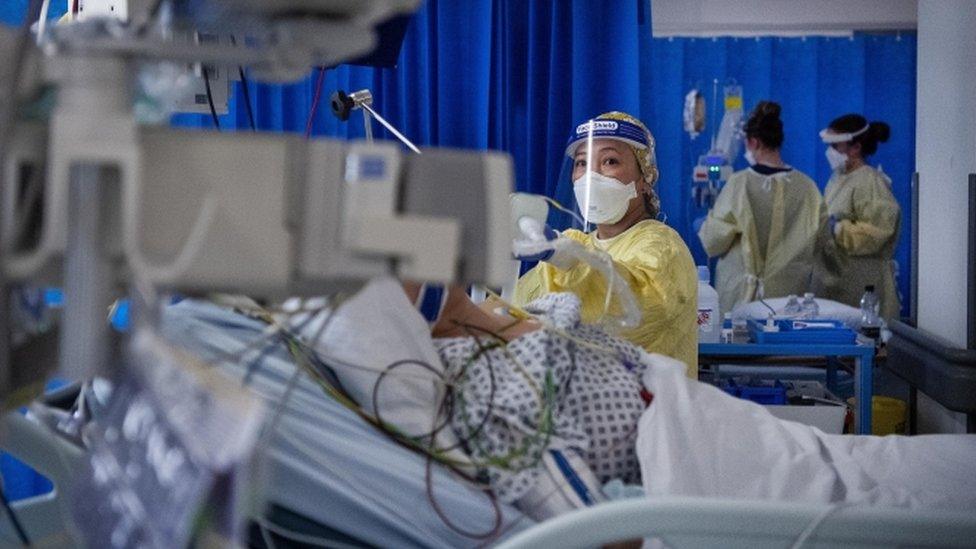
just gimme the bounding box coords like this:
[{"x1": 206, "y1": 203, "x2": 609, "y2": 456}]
[
  {"x1": 825, "y1": 357, "x2": 839, "y2": 394},
  {"x1": 855, "y1": 350, "x2": 874, "y2": 434}
]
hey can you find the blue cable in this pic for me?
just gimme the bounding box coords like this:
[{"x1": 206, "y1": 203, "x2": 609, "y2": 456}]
[{"x1": 548, "y1": 449, "x2": 593, "y2": 506}]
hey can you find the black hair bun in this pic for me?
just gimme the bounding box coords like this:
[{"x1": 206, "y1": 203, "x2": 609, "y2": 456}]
[
  {"x1": 744, "y1": 100, "x2": 784, "y2": 149},
  {"x1": 756, "y1": 100, "x2": 781, "y2": 121}
]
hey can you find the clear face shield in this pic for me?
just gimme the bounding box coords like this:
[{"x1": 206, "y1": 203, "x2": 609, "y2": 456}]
[{"x1": 556, "y1": 117, "x2": 656, "y2": 232}]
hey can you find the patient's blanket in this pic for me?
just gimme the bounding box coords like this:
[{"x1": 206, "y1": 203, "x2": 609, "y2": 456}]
[
  {"x1": 636, "y1": 353, "x2": 976, "y2": 510},
  {"x1": 437, "y1": 293, "x2": 648, "y2": 504}
]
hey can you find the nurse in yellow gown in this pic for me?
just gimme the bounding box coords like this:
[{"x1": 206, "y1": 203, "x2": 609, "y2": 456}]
[
  {"x1": 514, "y1": 111, "x2": 699, "y2": 377},
  {"x1": 815, "y1": 114, "x2": 901, "y2": 319}
]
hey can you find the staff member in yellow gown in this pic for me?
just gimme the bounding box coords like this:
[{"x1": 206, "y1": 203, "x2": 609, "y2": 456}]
[
  {"x1": 514, "y1": 111, "x2": 699, "y2": 377},
  {"x1": 698, "y1": 101, "x2": 826, "y2": 314},
  {"x1": 815, "y1": 114, "x2": 901, "y2": 319}
]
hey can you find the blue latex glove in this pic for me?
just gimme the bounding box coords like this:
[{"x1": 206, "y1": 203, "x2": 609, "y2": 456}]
[{"x1": 692, "y1": 215, "x2": 707, "y2": 234}]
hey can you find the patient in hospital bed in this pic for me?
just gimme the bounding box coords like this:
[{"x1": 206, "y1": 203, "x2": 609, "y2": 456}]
[
  {"x1": 362, "y1": 279, "x2": 976, "y2": 516},
  {"x1": 310, "y1": 278, "x2": 656, "y2": 520},
  {"x1": 420, "y1": 286, "x2": 650, "y2": 513},
  {"x1": 159, "y1": 276, "x2": 976, "y2": 540}
]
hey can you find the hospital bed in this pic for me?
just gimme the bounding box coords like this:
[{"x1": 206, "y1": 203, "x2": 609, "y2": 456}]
[
  {"x1": 1, "y1": 411, "x2": 84, "y2": 546},
  {"x1": 4, "y1": 298, "x2": 976, "y2": 547},
  {"x1": 496, "y1": 497, "x2": 976, "y2": 548},
  {"x1": 4, "y1": 299, "x2": 535, "y2": 548}
]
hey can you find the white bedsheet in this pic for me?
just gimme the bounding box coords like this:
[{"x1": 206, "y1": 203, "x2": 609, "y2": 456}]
[{"x1": 636, "y1": 353, "x2": 976, "y2": 509}]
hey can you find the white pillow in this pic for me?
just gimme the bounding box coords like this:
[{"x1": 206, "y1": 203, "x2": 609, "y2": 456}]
[
  {"x1": 732, "y1": 297, "x2": 861, "y2": 327},
  {"x1": 287, "y1": 276, "x2": 466, "y2": 463}
]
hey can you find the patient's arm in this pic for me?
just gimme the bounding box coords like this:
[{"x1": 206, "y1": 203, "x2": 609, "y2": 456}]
[{"x1": 401, "y1": 282, "x2": 539, "y2": 341}]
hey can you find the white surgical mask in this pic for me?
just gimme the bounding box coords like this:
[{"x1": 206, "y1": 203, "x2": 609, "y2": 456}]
[
  {"x1": 825, "y1": 146, "x2": 848, "y2": 171},
  {"x1": 573, "y1": 171, "x2": 637, "y2": 225},
  {"x1": 744, "y1": 148, "x2": 756, "y2": 166}
]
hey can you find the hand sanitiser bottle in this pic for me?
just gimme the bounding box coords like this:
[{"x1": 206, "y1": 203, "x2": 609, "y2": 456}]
[{"x1": 697, "y1": 266, "x2": 720, "y2": 343}]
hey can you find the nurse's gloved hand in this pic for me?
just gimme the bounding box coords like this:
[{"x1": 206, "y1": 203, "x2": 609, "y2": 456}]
[
  {"x1": 692, "y1": 215, "x2": 707, "y2": 234},
  {"x1": 512, "y1": 218, "x2": 558, "y2": 262},
  {"x1": 513, "y1": 219, "x2": 579, "y2": 271},
  {"x1": 515, "y1": 216, "x2": 557, "y2": 242}
]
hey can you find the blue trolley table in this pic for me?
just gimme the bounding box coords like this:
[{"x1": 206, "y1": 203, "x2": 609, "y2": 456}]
[{"x1": 699, "y1": 340, "x2": 877, "y2": 434}]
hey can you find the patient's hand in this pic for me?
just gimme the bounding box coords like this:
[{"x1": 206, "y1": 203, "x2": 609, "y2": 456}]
[
  {"x1": 401, "y1": 282, "x2": 539, "y2": 341},
  {"x1": 433, "y1": 289, "x2": 539, "y2": 340}
]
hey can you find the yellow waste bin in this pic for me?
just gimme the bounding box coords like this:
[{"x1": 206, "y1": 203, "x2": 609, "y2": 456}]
[{"x1": 847, "y1": 396, "x2": 907, "y2": 435}]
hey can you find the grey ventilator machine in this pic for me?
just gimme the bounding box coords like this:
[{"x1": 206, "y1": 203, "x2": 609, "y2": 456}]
[{"x1": 0, "y1": 0, "x2": 515, "y2": 545}]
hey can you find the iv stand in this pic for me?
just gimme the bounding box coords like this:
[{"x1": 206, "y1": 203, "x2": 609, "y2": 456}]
[{"x1": 330, "y1": 89, "x2": 421, "y2": 154}]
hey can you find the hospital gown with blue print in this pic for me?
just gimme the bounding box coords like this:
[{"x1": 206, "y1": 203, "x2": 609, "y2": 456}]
[{"x1": 437, "y1": 292, "x2": 649, "y2": 504}]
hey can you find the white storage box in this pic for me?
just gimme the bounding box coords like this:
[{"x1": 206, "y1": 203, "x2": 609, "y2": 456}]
[
  {"x1": 764, "y1": 380, "x2": 848, "y2": 434},
  {"x1": 764, "y1": 404, "x2": 847, "y2": 434}
]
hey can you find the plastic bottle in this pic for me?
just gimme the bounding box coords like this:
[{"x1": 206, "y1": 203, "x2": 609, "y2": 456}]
[
  {"x1": 800, "y1": 293, "x2": 820, "y2": 319},
  {"x1": 696, "y1": 266, "x2": 721, "y2": 343},
  {"x1": 859, "y1": 285, "x2": 881, "y2": 339},
  {"x1": 721, "y1": 312, "x2": 734, "y2": 343},
  {"x1": 782, "y1": 294, "x2": 801, "y2": 317}
]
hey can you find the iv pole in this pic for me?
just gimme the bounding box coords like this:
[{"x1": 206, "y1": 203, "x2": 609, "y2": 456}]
[{"x1": 329, "y1": 89, "x2": 421, "y2": 154}]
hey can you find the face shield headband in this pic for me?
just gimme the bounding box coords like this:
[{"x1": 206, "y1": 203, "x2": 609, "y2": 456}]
[
  {"x1": 564, "y1": 119, "x2": 650, "y2": 158},
  {"x1": 819, "y1": 123, "x2": 869, "y2": 144}
]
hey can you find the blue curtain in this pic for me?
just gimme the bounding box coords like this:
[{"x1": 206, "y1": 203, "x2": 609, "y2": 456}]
[
  {"x1": 3, "y1": 4, "x2": 915, "y2": 316},
  {"x1": 0, "y1": 1, "x2": 66, "y2": 24},
  {"x1": 169, "y1": 18, "x2": 915, "y2": 317},
  {"x1": 172, "y1": 0, "x2": 654, "y2": 208},
  {"x1": 646, "y1": 34, "x2": 916, "y2": 317}
]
